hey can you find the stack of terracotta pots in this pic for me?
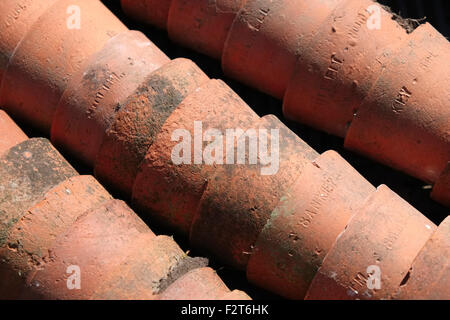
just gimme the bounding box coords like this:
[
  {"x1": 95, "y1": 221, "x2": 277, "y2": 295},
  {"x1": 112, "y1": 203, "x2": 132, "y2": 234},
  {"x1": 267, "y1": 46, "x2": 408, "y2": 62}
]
[
  {"x1": 0, "y1": 0, "x2": 447, "y2": 299},
  {"x1": 121, "y1": 0, "x2": 450, "y2": 207},
  {"x1": 0, "y1": 109, "x2": 250, "y2": 300}
]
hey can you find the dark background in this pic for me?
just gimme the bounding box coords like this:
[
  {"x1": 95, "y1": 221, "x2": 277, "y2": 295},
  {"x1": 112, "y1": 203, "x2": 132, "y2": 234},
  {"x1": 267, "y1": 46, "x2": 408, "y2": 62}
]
[{"x1": 19, "y1": 0, "x2": 448, "y2": 299}]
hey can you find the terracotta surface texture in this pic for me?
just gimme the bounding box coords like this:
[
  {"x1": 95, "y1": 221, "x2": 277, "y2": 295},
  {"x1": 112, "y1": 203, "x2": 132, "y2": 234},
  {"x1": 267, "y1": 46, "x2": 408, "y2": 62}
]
[
  {"x1": 0, "y1": 0, "x2": 447, "y2": 299},
  {"x1": 121, "y1": 0, "x2": 450, "y2": 207},
  {"x1": 0, "y1": 109, "x2": 249, "y2": 300}
]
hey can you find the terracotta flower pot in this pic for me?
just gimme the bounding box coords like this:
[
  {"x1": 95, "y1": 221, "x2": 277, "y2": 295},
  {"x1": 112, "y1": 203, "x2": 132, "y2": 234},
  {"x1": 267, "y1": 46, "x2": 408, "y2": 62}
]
[
  {"x1": 167, "y1": 0, "x2": 245, "y2": 59},
  {"x1": 1, "y1": 0, "x2": 447, "y2": 299},
  {"x1": 0, "y1": 110, "x2": 27, "y2": 156},
  {"x1": 305, "y1": 185, "x2": 436, "y2": 300},
  {"x1": 131, "y1": 79, "x2": 259, "y2": 234},
  {"x1": 122, "y1": 0, "x2": 450, "y2": 206},
  {"x1": 246, "y1": 150, "x2": 375, "y2": 299},
  {"x1": 94, "y1": 58, "x2": 207, "y2": 195},
  {"x1": 394, "y1": 216, "x2": 449, "y2": 300}
]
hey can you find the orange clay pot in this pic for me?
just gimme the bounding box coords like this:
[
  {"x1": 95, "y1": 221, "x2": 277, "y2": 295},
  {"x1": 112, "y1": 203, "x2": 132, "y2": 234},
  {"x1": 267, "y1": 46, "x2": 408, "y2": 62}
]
[
  {"x1": 0, "y1": 138, "x2": 77, "y2": 298},
  {"x1": 158, "y1": 267, "x2": 228, "y2": 300},
  {"x1": 167, "y1": 0, "x2": 245, "y2": 59},
  {"x1": 190, "y1": 114, "x2": 318, "y2": 270},
  {"x1": 122, "y1": 0, "x2": 450, "y2": 207},
  {"x1": 0, "y1": 138, "x2": 77, "y2": 245},
  {"x1": 1, "y1": 0, "x2": 447, "y2": 299},
  {"x1": 0, "y1": 112, "x2": 248, "y2": 300},
  {"x1": 246, "y1": 150, "x2": 375, "y2": 299},
  {"x1": 121, "y1": 0, "x2": 173, "y2": 29},
  {"x1": 0, "y1": 175, "x2": 111, "y2": 299},
  {"x1": 159, "y1": 267, "x2": 251, "y2": 300},
  {"x1": 20, "y1": 199, "x2": 156, "y2": 299},
  {"x1": 51, "y1": 30, "x2": 169, "y2": 167},
  {"x1": 0, "y1": 0, "x2": 59, "y2": 84},
  {"x1": 394, "y1": 216, "x2": 449, "y2": 300},
  {"x1": 283, "y1": 0, "x2": 408, "y2": 137},
  {"x1": 131, "y1": 79, "x2": 260, "y2": 234}
]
